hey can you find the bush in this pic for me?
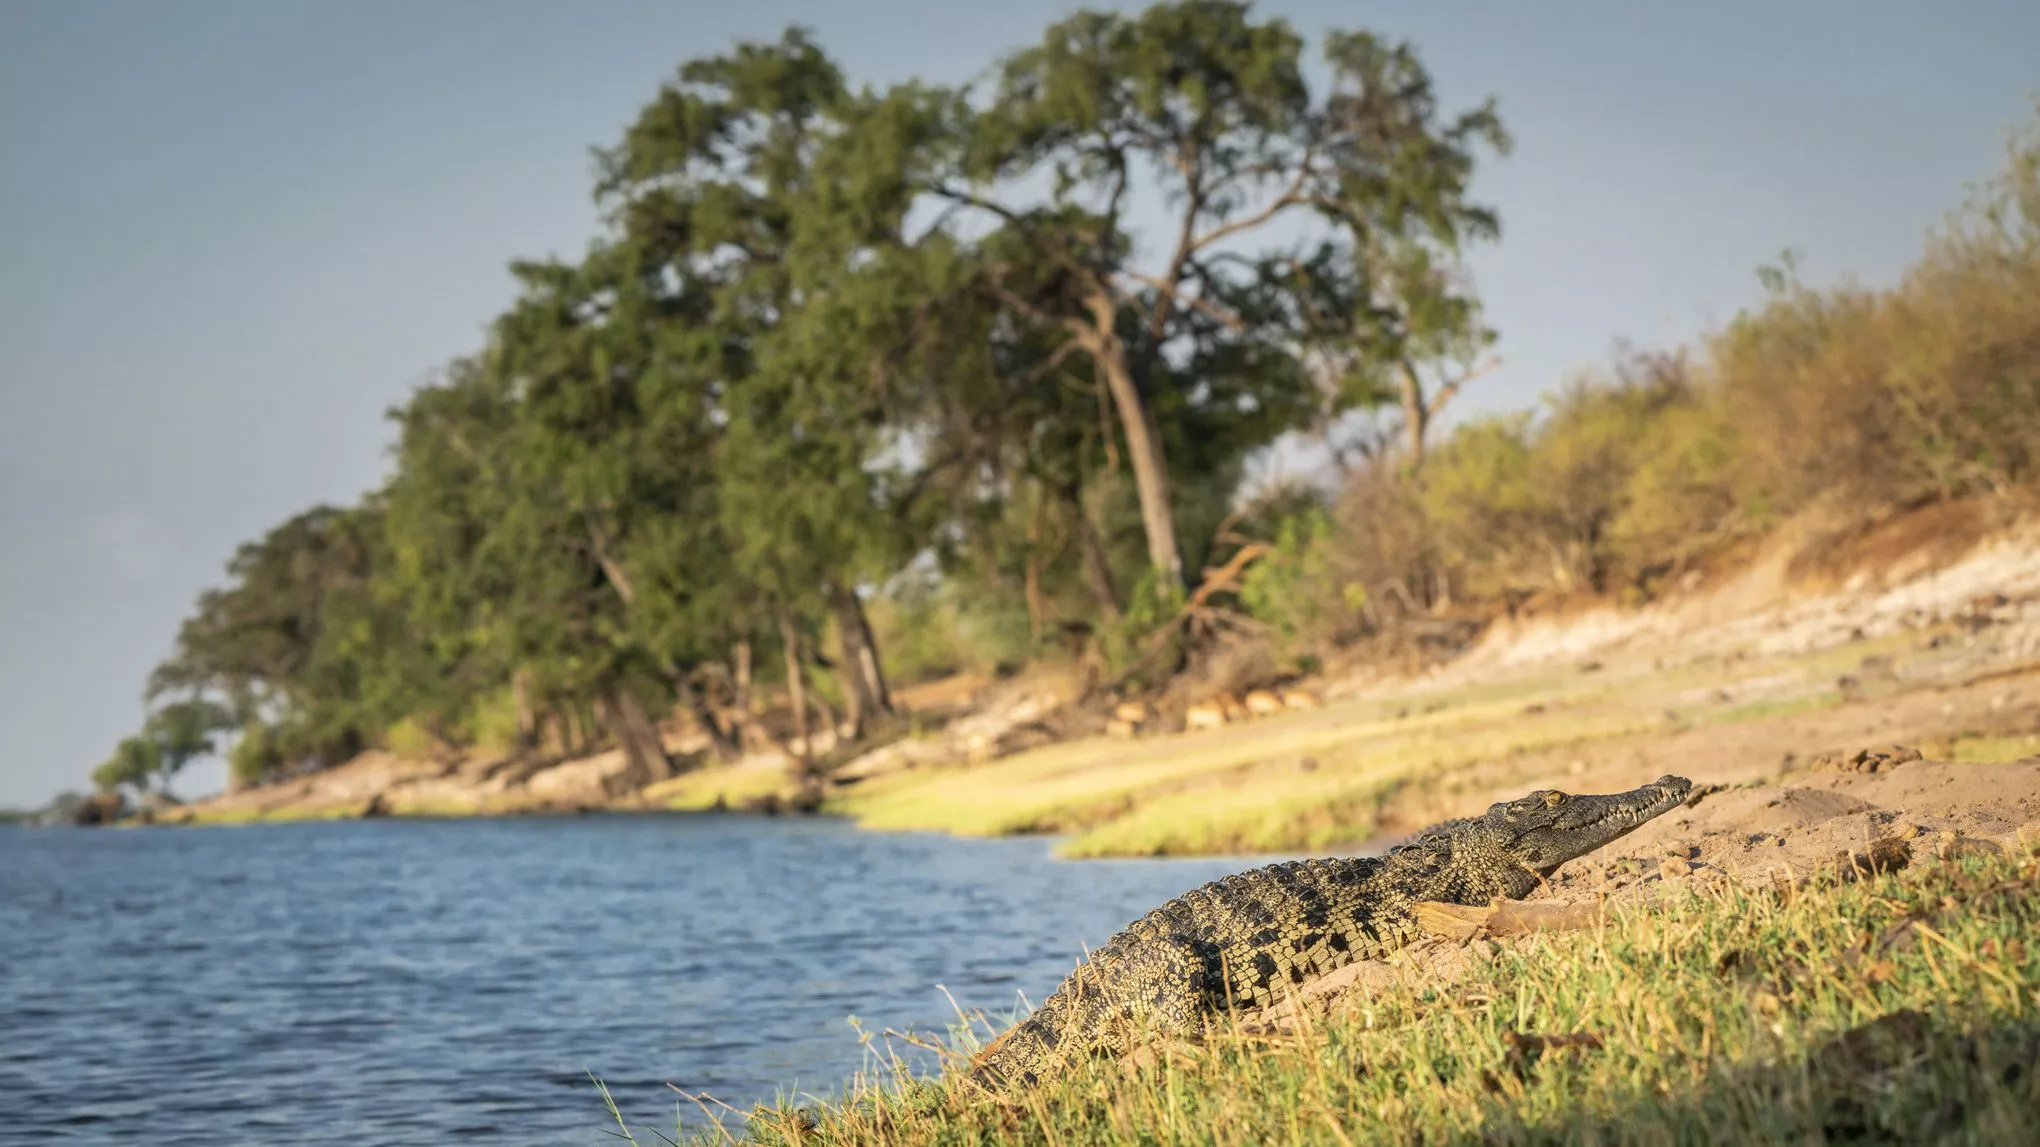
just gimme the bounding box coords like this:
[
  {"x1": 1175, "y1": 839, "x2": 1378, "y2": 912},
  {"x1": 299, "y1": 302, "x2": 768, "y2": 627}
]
[
  {"x1": 1240, "y1": 506, "x2": 1346, "y2": 656},
  {"x1": 1281, "y1": 106, "x2": 2040, "y2": 644},
  {"x1": 464, "y1": 688, "x2": 526, "y2": 757},
  {"x1": 227, "y1": 721, "x2": 284, "y2": 789}
]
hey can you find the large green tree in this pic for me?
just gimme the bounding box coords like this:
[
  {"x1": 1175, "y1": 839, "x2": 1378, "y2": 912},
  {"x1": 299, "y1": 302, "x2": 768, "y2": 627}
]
[
  {"x1": 92, "y1": 698, "x2": 237, "y2": 798},
  {"x1": 149, "y1": 504, "x2": 404, "y2": 780},
  {"x1": 594, "y1": 30, "x2": 961, "y2": 736},
  {"x1": 933, "y1": 0, "x2": 1509, "y2": 583},
  {"x1": 121, "y1": 5, "x2": 1518, "y2": 794}
]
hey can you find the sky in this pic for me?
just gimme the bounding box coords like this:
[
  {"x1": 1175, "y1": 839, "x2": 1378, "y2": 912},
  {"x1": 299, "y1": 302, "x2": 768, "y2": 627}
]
[{"x1": 1, "y1": 1, "x2": 2035, "y2": 808}]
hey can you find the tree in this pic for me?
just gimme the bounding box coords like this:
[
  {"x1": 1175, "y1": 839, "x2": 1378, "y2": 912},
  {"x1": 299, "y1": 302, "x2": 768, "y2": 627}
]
[
  {"x1": 92, "y1": 698, "x2": 236, "y2": 799},
  {"x1": 112, "y1": 10, "x2": 1521, "y2": 796},
  {"x1": 933, "y1": 1, "x2": 1509, "y2": 582},
  {"x1": 148, "y1": 504, "x2": 406, "y2": 781},
  {"x1": 91, "y1": 735, "x2": 159, "y2": 798},
  {"x1": 595, "y1": 30, "x2": 954, "y2": 736},
  {"x1": 485, "y1": 246, "x2": 736, "y2": 775}
]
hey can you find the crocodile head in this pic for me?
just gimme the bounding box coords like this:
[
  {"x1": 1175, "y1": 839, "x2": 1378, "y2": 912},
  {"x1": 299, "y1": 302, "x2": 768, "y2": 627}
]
[{"x1": 1486, "y1": 773, "x2": 1692, "y2": 876}]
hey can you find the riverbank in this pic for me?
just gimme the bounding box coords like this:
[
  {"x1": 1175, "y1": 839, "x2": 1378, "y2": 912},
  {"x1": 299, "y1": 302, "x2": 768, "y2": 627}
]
[
  {"x1": 158, "y1": 500, "x2": 2040, "y2": 858},
  {"x1": 657, "y1": 814, "x2": 2040, "y2": 1145}
]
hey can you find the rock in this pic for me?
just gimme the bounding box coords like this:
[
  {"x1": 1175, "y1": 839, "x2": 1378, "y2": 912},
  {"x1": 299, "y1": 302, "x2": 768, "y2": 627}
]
[
  {"x1": 1281, "y1": 689, "x2": 1322, "y2": 712},
  {"x1": 1111, "y1": 700, "x2": 1152, "y2": 726},
  {"x1": 1243, "y1": 689, "x2": 1285, "y2": 718},
  {"x1": 1811, "y1": 744, "x2": 1923, "y2": 774},
  {"x1": 69, "y1": 793, "x2": 126, "y2": 826},
  {"x1": 1934, "y1": 832, "x2": 2004, "y2": 862},
  {"x1": 1184, "y1": 700, "x2": 1229, "y2": 732}
]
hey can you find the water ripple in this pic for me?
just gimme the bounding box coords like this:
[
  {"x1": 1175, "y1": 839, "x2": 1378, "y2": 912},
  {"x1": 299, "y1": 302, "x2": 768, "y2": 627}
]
[{"x1": 0, "y1": 816, "x2": 1257, "y2": 1144}]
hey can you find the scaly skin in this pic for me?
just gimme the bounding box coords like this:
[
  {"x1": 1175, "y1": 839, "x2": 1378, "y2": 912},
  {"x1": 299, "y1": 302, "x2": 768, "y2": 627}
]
[{"x1": 967, "y1": 774, "x2": 1693, "y2": 1091}]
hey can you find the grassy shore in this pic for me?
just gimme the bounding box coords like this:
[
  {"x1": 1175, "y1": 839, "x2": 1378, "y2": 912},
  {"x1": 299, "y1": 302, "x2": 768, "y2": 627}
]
[
  {"x1": 812, "y1": 624, "x2": 2024, "y2": 859},
  {"x1": 602, "y1": 846, "x2": 2040, "y2": 1145}
]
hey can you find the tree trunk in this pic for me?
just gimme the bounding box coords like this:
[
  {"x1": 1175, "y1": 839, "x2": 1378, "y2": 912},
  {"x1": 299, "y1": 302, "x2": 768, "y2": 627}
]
[
  {"x1": 1085, "y1": 290, "x2": 1183, "y2": 586},
  {"x1": 675, "y1": 677, "x2": 741, "y2": 763},
  {"x1": 829, "y1": 583, "x2": 893, "y2": 737},
  {"x1": 603, "y1": 689, "x2": 673, "y2": 787},
  {"x1": 1024, "y1": 493, "x2": 1048, "y2": 648},
  {"x1": 1398, "y1": 358, "x2": 1487, "y2": 475},
  {"x1": 1065, "y1": 476, "x2": 1121, "y2": 620},
  {"x1": 576, "y1": 701, "x2": 598, "y2": 755},
  {"x1": 511, "y1": 670, "x2": 538, "y2": 753},
  {"x1": 568, "y1": 707, "x2": 585, "y2": 755},
  {"x1": 810, "y1": 675, "x2": 842, "y2": 743},
  {"x1": 778, "y1": 609, "x2": 813, "y2": 768},
  {"x1": 730, "y1": 639, "x2": 758, "y2": 750},
  {"x1": 1400, "y1": 366, "x2": 1432, "y2": 474}
]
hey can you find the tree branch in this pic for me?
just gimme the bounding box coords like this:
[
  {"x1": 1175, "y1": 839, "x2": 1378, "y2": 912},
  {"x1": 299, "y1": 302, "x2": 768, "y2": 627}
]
[
  {"x1": 1097, "y1": 152, "x2": 1131, "y2": 253},
  {"x1": 583, "y1": 514, "x2": 637, "y2": 606},
  {"x1": 1423, "y1": 354, "x2": 1501, "y2": 420},
  {"x1": 1145, "y1": 139, "x2": 1206, "y2": 341},
  {"x1": 1118, "y1": 271, "x2": 1246, "y2": 334},
  {"x1": 1181, "y1": 146, "x2": 1317, "y2": 257},
  {"x1": 931, "y1": 181, "x2": 1027, "y2": 227}
]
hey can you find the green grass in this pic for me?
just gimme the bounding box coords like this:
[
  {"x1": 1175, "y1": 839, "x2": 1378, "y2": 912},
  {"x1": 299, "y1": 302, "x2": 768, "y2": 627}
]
[
  {"x1": 600, "y1": 845, "x2": 2040, "y2": 1145},
  {"x1": 648, "y1": 761, "x2": 802, "y2": 811},
  {"x1": 1702, "y1": 692, "x2": 1842, "y2": 728},
  {"x1": 174, "y1": 803, "x2": 363, "y2": 826},
  {"x1": 828, "y1": 694, "x2": 1668, "y2": 859},
  {"x1": 1948, "y1": 733, "x2": 2040, "y2": 764},
  {"x1": 820, "y1": 619, "x2": 2018, "y2": 860}
]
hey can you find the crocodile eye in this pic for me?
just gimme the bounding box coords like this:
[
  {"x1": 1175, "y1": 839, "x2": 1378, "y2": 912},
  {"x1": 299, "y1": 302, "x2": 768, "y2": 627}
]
[{"x1": 1543, "y1": 791, "x2": 1565, "y2": 807}]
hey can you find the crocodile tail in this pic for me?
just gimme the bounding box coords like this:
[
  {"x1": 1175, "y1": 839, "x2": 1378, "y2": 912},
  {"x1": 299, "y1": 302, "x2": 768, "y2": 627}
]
[
  {"x1": 964, "y1": 984, "x2": 1091, "y2": 1095},
  {"x1": 963, "y1": 1015, "x2": 1051, "y2": 1093}
]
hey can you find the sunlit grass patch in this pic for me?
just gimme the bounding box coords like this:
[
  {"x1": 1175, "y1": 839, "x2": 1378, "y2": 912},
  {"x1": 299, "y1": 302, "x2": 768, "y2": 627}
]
[
  {"x1": 1948, "y1": 732, "x2": 2040, "y2": 764},
  {"x1": 1706, "y1": 691, "x2": 1842, "y2": 727},
  {"x1": 612, "y1": 845, "x2": 2040, "y2": 1145},
  {"x1": 1055, "y1": 707, "x2": 1662, "y2": 859},
  {"x1": 830, "y1": 688, "x2": 1657, "y2": 851},
  {"x1": 828, "y1": 717, "x2": 1384, "y2": 838},
  {"x1": 1053, "y1": 767, "x2": 1400, "y2": 858},
  {"x1": 177, "y1": 802, "x2": 362, "y2": 826},
  {"x1": 648, "y1": 761, "x2": 799, "y2": 811}
]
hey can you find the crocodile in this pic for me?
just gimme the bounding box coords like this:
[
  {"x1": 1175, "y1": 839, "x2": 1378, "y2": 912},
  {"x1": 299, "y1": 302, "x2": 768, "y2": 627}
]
[{"x1": 966, "y1": 773, "x2": 1693, "y2": 1092}]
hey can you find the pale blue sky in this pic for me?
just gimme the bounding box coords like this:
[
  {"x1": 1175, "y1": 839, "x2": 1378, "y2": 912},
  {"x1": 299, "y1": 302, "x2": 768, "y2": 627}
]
[{"x1": 2, "y1": 1, "x2": 2034, "y2": 807}]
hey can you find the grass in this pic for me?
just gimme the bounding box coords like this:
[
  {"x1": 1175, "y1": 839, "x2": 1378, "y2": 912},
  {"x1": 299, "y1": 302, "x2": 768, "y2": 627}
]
[
  {"x1": 173, "y1": 802, "x2": 363, "y2": 826},
  {"x1": 647, "y1": 761, "x2": 800, "y2": 811},
  {"x1": 823, "y1": 629, "x2": 1896, "y2": 859},
  {"x1": 1948, "y1": 733, "x2": 2040, "y2": 764},
  {"x1": 821, "y1": 605, "x2": 2033, "y2": 860},
  {"x1": 1050, "y1": 709, "x2": 1660, "y2": 859},
  {"x1": 599, "y1": 844, "x2": 2040, "y2": 1146},
  {"x1": 170, "y1": 793, "x2": 552, "y2": 824}
]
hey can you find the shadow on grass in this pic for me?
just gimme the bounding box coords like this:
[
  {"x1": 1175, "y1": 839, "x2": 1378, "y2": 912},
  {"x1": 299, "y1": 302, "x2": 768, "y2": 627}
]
[{"x1": 1465, "y1": 1009, "x2": 2040, "y2": 1147}]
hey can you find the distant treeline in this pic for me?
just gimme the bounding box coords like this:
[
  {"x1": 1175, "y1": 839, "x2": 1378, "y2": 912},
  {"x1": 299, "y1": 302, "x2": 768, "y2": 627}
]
[{"x1": 97, "y1": 2, "x2": 2040, "y2": 800}]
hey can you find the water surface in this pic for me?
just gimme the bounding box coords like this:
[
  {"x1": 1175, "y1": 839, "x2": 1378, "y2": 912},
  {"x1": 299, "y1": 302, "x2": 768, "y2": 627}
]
[{"x1": 0, "y1": 815, "x2": 1265, "y2": 1145}]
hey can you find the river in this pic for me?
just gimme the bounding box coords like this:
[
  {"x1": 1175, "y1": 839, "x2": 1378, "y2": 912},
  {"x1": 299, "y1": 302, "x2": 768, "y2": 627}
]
[{"x1": 0, "y1": 815, "x2": 1265, "y2": 1145}]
